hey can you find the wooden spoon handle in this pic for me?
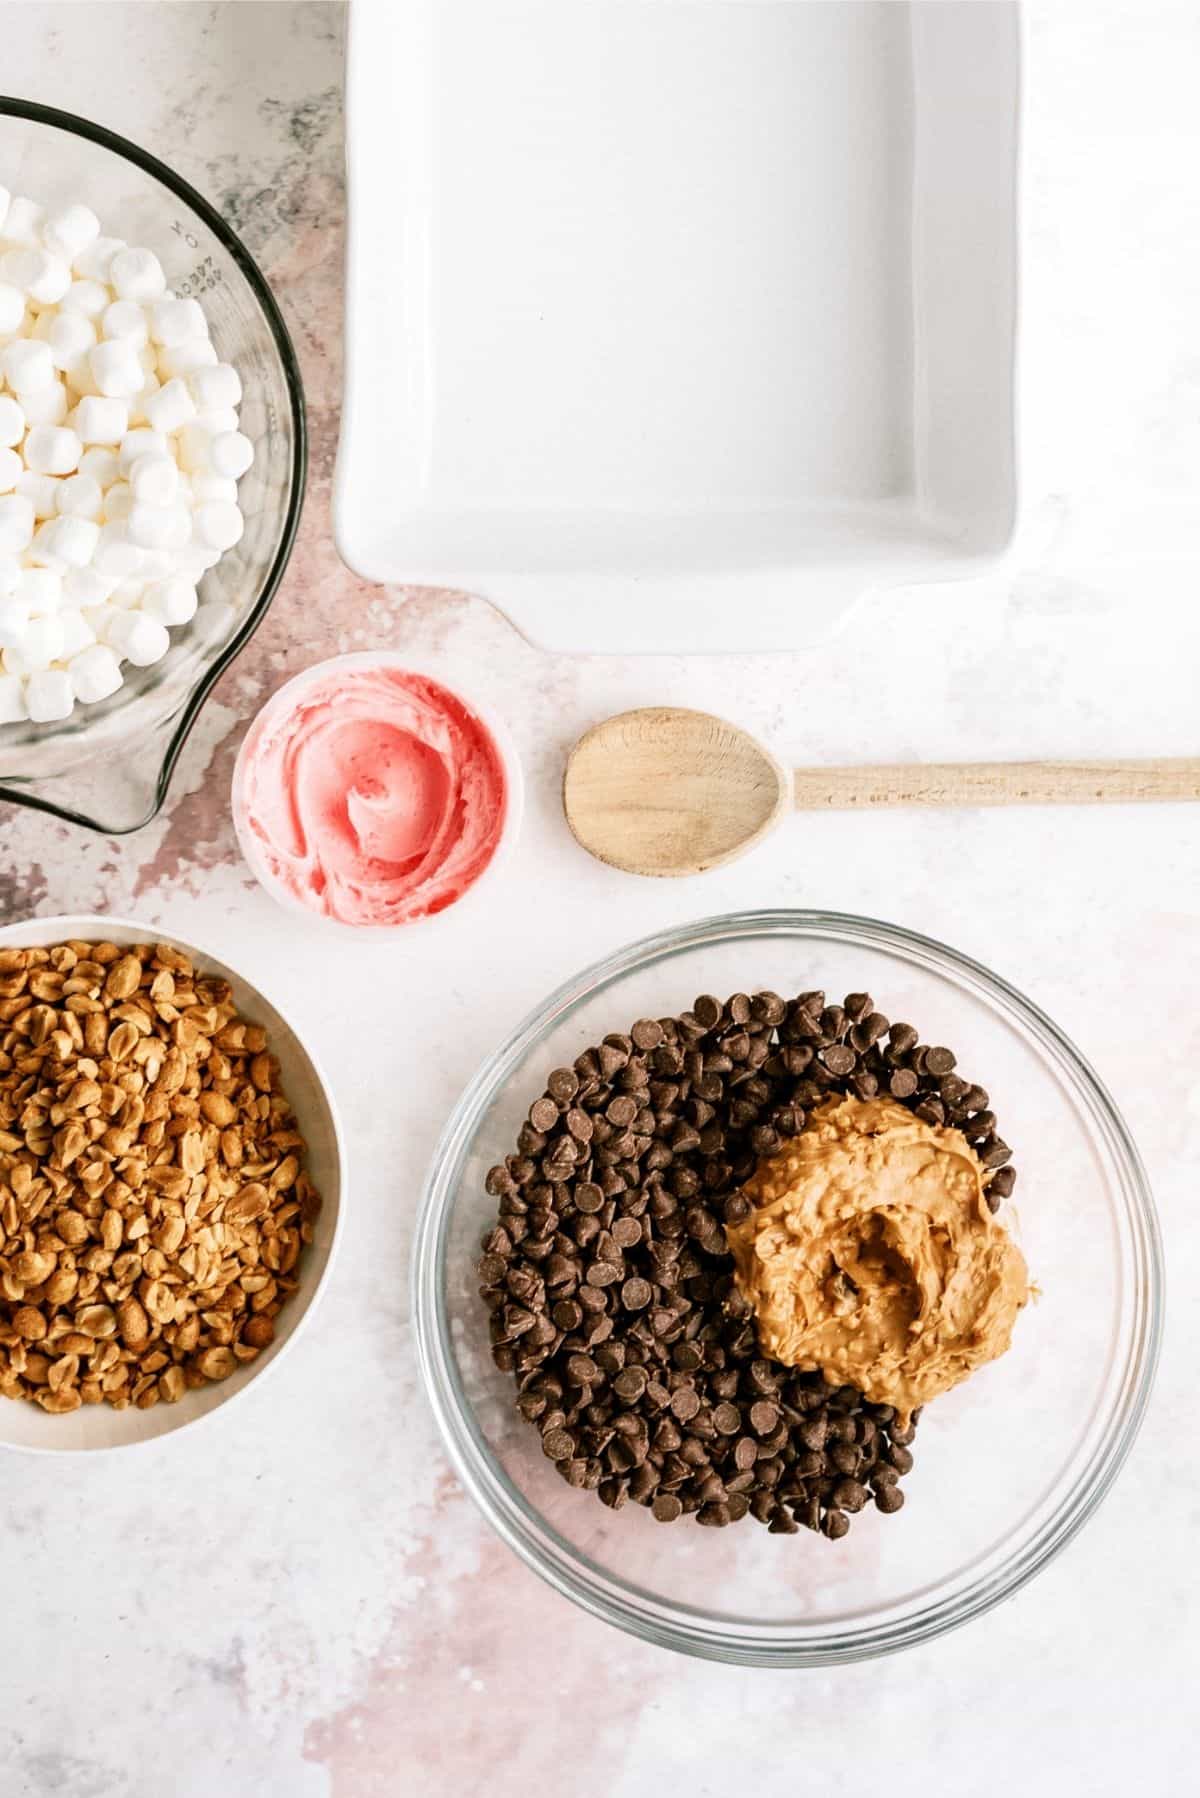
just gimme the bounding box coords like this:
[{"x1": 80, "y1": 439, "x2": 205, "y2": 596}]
[{"x1": 791, "y1": 758, "x2": 1200, "y2": 810}]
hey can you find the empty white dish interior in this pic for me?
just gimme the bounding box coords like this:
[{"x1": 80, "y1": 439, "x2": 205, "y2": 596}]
[
  {"x1": 338, "y1": 0, "x2": 1018, "y2": 651},
  {"x1": 0, "y1": 914, "x2": 344, "y2": 1453}
]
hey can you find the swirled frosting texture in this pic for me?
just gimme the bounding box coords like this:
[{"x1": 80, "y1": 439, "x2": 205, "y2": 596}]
[
  {"x1": 726, "y1": 1096, "x2": 1029, "y2": 1425},
  {"x1": 238, "y1": 667, "x2": 508, "y2": 926}
]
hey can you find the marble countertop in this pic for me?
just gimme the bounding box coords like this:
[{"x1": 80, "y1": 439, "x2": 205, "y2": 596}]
[{"x1": 1, "y1": 4, "x2": 1197, "y2": 1795}]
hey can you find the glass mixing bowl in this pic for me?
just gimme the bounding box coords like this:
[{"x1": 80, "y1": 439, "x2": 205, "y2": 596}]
[
  {"x1": 0, "y1": 99, "x2": 306, "y2": 833},
  {"x1": 414, "y1": 910, "x2": 1163, "y2": 1665}
]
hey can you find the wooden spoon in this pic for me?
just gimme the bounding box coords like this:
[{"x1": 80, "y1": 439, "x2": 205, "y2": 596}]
[{"x1": 563, "y1": 706, "x2": 1200, "y2": 877}]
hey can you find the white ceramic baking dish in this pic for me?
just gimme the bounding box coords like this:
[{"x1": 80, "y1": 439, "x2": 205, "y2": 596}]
[{"x1": 337, "y1": 0, "x2": 1019, "y2": 652}]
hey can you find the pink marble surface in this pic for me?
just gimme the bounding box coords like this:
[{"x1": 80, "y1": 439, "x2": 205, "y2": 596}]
[{"x1": 0, "y1": 7, "x2": 1198, "y2": 1797}]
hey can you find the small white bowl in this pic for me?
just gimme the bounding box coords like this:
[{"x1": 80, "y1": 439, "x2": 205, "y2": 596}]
[
  {"x1": 0, "y1": 913, "x2": 344, "y2": 1454},
  {"x1": 231, "y1": 652, "x2": 524, "y2": 936}
]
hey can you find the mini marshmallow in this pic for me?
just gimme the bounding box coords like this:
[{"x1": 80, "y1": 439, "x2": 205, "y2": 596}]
[
  {"x1": 150, "y1": 296, "x2": 207, "y2": 347},
  {"x1": 129, "y1": 454, "x2": 179, "y2": 506},
  {"x1": 157, "y1": 338, "x2": 218, "y2": 379},
  {"x1": 0, "y1": 596, "x2": 29, "y2": 649},
  {"x1": 102, "y1": 298, "x2": 150, "y2": 346},
  {"x1": 0, "y1": 557, "x2": 18, "y2": 596},
  {"x1": 19, "y1": 382, "x2": 69, "y2": 429},
  {"x1": 197, "y1": 407, "x2": 241, "y2": 438},
  {"x1": 25, "y1": 668, "x2": 74, "y2": 722},
  {"x1": 165, "y1": 507, "x2": 193, "y2": 551},
  {"x1": 16, "y1": 471, "x2": 60, "y2": 519},
  {"x1": 107, "y1": 608, "x2": 169, "y2": 666},
  {"x1": 141, "y1": 575, "x2": 198, "y2": 626},
  {"x1": 42, "y1": 204, "x2": 101, "y2": 263},
  {"x1": 17, "y1": 567, "x2": 63, "y2": 614},
  {"x1": 142, "y1": 376, "x2": 195, "y2": 435},
  {"x1": 103, "y1": 482, "x2": 133, "y2": 522},
  {"x1": 77, "y1": 446, "x2": 121, "y2": 489},
  {"x1": 92, "y1": 522, "x2": 144, "y2": 578},
  {"x1": 194, "y1": 500, "x2": 244, "y2": 552},
  {"x1": 64, "y1": 565, "x2": 117, "y2": 608},
  {"x1": 23, "y1": 425, "x2": 81, "y2": 476},
  {"x1": 57, "y1": 608, "x2": 95, "y2": 660},
  {"x1": 90, "y1": 338, "x2": 144, "y2": 398},
  {"x1": 177, "y1": 420, "x2": 217, "y2": 473},
  {"x1": 68, "y1": 641, "x2": 122, "y2": 704},
  {"x1": 0, "y1": 248, "x2": 71, "y2": 306},
  {"x1": 134, "y1": 546, "x2": 176, "y2": 579},
  {"x1": 73, "y1": 235, "x2": 124, "y2": 283},
  {"x1": 0, "y1": 397, "x2": 24, "y2": 448},
  {"x1": 56, "y1": 471, "x2": 103, "y2": 519},
  {"x1": 0, "y1": 449, "x2": 21, "y2": 494},
  {"x1": 2, "y1": 196, "x2": 44, "y2": 246},
  {"x1": 107, "y1": 578, "x2": 147, "y2": 611},
  {"x1": 186, "y1": 471, "x2": 237, "y2": 505},
  {"x1": 58, "y1": 277, "x2": 110, "y2": 319},
  {"x1": 0, "y1": 282, "x2": 24, "y2": 334},
  {"x1": 10, "y1": 613, "x2": 65, "y2": 672},
  {"x1": 32, "y1": 515, "x2": 99, "y2": 569},
  {"x1": 2, "y1": 338, "x2": 54, "y2": 393},
  {"x1": 187, "y1": 362, "x2": 242, "y2": 412},
  {"x1": 109, "y1": 247, "x2": 166, "y2": 304},
  {"x1": 45, "y1": 309, "x2": 96, "y2": 372},
  {"x1": 126, "y1": 377, "x2": 161, "y2": 429},
  {"x1": 0, "y1": 673, "x2": 26, "y2": 724},
  {"x1": 71, "y1": 395, "x2": 128, "y2": 445},
  {"x1": 126, "y1": 502, "x2": 180, "y2": 550},
  {"x1": 118, "y1": 428, "x2": 168, "y2": 475},
  {"x1": 209, "y1": 430, "x2": 254, "y2": 480},
  {"x1": 0, "y1": 494, "x2": 35, "y2": 552}
]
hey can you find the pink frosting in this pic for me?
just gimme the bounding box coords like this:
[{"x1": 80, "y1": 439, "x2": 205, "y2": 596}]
[{"x1": 237, "y1": 667, "x2": 509, "y2": 926}]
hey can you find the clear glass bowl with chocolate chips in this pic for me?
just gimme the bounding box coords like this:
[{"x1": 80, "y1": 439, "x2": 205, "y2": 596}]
[{"x1": 414, "y1": 911, "x2": 1162, "y2": 1665}]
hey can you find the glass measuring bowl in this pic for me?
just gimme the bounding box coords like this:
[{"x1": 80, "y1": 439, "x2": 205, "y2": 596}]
[
  {"x1": 415, "y1": 910, "x2": 1163, "y2": 1665},
  {"x1": 0, "y1": 99, "x2": 306, "y2": 833}
]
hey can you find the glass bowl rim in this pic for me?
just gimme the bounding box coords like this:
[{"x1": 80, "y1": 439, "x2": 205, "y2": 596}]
[
  {"x1": 0, "y1": 95, "x2": 308, "y2": 834},
  {"x1": 413, "y1": 907, "x2": 1164, "y2": 1666}
]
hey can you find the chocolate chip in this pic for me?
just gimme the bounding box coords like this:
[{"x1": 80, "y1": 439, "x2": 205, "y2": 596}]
[
  {"x1": 529, "y1": 1096, "x2": 559, "y2": 1133},
  {"x1": 653, "y1": 1493, "x2": 683, "y2": 1521},
  {"x1": 888, "y1": 1068, "x2": 918, "y2": 1099},
  {"x1": 585, "y1": 1260, "x2": 622, "y2": 1288},
  {"x1": 820, "y1": 1044, "x2": 857, "y2": 1076},
  {"x1": 925, "y1": 1046, "x2": 956, "y2": 1076},
  {"x1": 749, "y1": 1401, "x2": 779, "y2": 1436},
  {"x1": 670, "y1": 1387, "x2": 701, "y2": 1422},
  {"x1": 621, "y1": 1277, "x2": 652, "y2": 1310}
]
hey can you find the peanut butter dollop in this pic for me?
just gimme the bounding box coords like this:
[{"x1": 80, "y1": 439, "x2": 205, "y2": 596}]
[{"x1": 726, "y1": 1096, "x2": 1029, "y2": 1425}]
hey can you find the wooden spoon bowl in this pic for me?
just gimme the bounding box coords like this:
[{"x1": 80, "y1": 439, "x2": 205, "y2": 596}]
[{"x1": 564, "y1": 708, "x2": 790, "y2": 876}]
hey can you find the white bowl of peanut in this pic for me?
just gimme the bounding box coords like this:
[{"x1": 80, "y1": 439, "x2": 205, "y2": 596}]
[{"x1": 0, "y1": 914, "x2": 344, "y2": 1452}]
